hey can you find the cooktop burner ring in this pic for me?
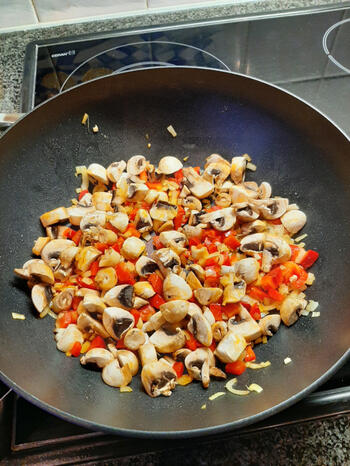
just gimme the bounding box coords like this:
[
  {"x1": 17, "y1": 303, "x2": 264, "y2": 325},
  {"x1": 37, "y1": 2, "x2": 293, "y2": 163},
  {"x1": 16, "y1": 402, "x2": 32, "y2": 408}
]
[
  {"x1": 60, "y1": 40, "x2": 231, "y2": 92},
  {"x1": 322, "y1": 18, "x2": 350, "y2": 74}
]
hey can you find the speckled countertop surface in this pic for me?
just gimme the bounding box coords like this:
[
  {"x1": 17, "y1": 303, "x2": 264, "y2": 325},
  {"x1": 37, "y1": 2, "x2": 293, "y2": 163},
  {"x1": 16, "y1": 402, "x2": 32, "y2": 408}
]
[{"x1": 1, "y1": 1, "x2": 350, "y2": 464}]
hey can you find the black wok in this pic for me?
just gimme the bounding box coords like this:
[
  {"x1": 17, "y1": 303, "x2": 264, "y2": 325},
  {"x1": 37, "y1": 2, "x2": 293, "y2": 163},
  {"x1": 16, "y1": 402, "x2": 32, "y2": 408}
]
[{"x1": 0, "y1": 68, "x2": 349, "y2": 438}]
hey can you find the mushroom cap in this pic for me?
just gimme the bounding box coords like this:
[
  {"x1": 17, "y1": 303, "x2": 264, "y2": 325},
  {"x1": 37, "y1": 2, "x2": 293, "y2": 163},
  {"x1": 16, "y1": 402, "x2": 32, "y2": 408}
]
[
  {"x1": 141, "y1": 360, "x2": 177, "y2": 397},
  {"x1": 255, "y1": 198, "x2": 288, "y2": 220},
  {"x1": 117, "y1": 349, "x2": 139, "y2": 376},
  {"x1": 41, "y1": 239, "x2": 75, "y2": 266},
  {"x1": 259, "y1": 314, "x2": 281, "y2": 336},
  {"x1": 31, "y1": 284, "x2": 52, "y2": 313},
  {"x1": 102, "y1": 307, "x2": 135, "y2": 340},
  {"x1": 163, "y1": 273, "x2": 193, "y2": 301},
  {"x1": 82, "y1": 294, "x2": 106, "y2": 314},
  {"x1": 80, "y1": 348, "x2": 114, "y2": 369},
  {"x1": 150, "y1": 201, "x2": 178, "y2": 222},
  {"x1": 133, "y1": 281, "x2": 155, "y2": 299},
  {"x1": 75, "y1": 246, "x2": 102, "y2": 272},
  {"x1": 157, "y1": 156, "x2": 183, "y2": 175},
  {"x1": 127, "y1": 155, "x2": 146, "y2": 176},
  {"x1": 227, "y1": 307, "x2": 262, "y2": 341},
  {"x1": 281, "y1": 210, "x2": 307, "y2": 235},
  {"x1": 149, "y1": 324, "x2": 186, "y2": 353},
  {"x1": 214, "y1": 331, "x2": 247, "y2": 363},
  {"x1": 235, "y1": 202, "x2": 259, "y2": 222},
  {"x1": 212, "y1": 321, "x2": 228, "y2": 342},
  {"x1": 103, "y1": 285, "x2": 134, "y2": 309},
  {"x1": 159, "y1": 230, "x2": 187, "y2": 253},
  {"x1": 80, "y1": 210, "x2": 106, "y2": 231},
  {"x1": 159, "y1": 300, "x2": 189, "y2": 323},
  {"x1": 106, "y1": 160, "x2": 126, "y2": 183},
  {"x1": 108, "y1": 212, "x2": 129, "y2": 233},
  {"x1": 182, "y1": 167, "x2": 214, "y2": 199},
  {"x1": 280, "y1": 293, "x2": 307, "y2": 326},
  {"x1": 203, "y1": 161, "x2": 231, "y2": 186},
  {"x1": 194, "y1": 287, "x2": 223, "y2": 306},
  {"x1": 27, "y1": 262, "x2": 55, "y2": 285},
  {"x1": 124, "y1": 328, "x2": 147, "y2": 351},
  {"x1": 142, "y1": 311, "x2": 167, "y2": 332},
  {"x1": 230, "y1": 156, "x2": 247, "y2": 184},
  {"x1": 199, "y1": 208, "x2": 236, "y2": 232},
  {"x1": 87, "y1": 163, "x2": 108, "y2": 184},
  {"x1": 153, "y1": 248, "x2": 181, "y2": 276},
  {"x1": 222, "y1": 280, "x2": 246, "y2": 305},
  {"x1": 102, "y1": 360, "x2": 132, "y2": 387},
  {"x1": 184, "y1": 348, "x2": 215, "y2": 381},
  {"x1": 121, "y1": 237, "x2": 146, "y2": 260},
  {"x1": 77, "y1": 312, "x2": 110, "y2": 338},
  {"x1": 67, "y1": 205, "x2": 95, "y2": 226},
  {"x1": 187, "y1": 311, "x2": 213, "y2": 347},
  {"x1": 135, "y1": 256, "x2": 159, "y2": 277},
  {"x1": 134, "y1": 209, "x2": 153, "y2": 233},
  {"x1": 233, "y1": 258, "x2": 260, "y2": 284}
]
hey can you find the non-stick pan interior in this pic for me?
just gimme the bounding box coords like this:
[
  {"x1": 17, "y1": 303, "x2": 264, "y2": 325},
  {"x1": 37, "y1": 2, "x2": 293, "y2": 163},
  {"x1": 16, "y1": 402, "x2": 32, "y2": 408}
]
[{"x1": 0, "y1": 68, "x2": 349, "y2": 437}]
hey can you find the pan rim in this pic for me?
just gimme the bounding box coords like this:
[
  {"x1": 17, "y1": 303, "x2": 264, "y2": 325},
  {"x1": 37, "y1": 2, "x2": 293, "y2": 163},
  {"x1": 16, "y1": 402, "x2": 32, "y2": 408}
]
[{"x1": 1, "y1": 67, "x2": 349, "y2": 438}]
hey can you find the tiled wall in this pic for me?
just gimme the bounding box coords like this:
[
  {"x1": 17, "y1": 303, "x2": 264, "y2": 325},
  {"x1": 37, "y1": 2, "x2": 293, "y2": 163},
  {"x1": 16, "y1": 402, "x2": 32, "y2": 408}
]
[{"x1": 0, "y1": 0, "x2": 242, "y2": 30}]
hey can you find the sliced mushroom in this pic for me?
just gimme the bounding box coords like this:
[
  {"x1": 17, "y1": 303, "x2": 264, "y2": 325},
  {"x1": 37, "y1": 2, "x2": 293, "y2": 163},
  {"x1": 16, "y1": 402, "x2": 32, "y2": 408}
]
[
  {"x1": 153, "y1": 248, "x2": 181, "y2": 276},
  {"x1": 173, "y1": 348, "x2": 191, "y2": 363},
  {"x1": 67, "y1": 205, "x2": 95, "y2": 226},
  {"x1": 133, "y1": 281, "x2": 155, "y2": 299},
  {"x1": 163, "y1": 273, "x2": 193, "y2": 301},
  {"x1": 127, "y1": 155, "x2": 146, "y2": 176},
  {"x1": 141, "y1": 360, "x2": 177, "y2": 397},
  {"x1": 133, "y1": 296, "x2": 149, "y2": 309},
  {"x1": 80, "y1": 348, "x2": 114, "y2": 369},
  {"x1": 258, "y1": 181, "x2": 272, "y2": 199},
  {"x1": 128, "y1": 183, "x2": 149, "y2": 202},
  {"x1": 186, "y1": 271, "x2": 202, "y2": 291},
  {"x1": 222, "y1": 280, "x2": 246, "y2": 305},
  {"x1": 142, "y1": 311, "x2": 167, "y2": 332},
  {"x1": 230, "y1": 157, "x2": 247, "y2": 184},
  {"x1": 76, "y1": 288, "x2": 99, "y2": 298},
  {"x1": 102, "y1": 307, "x2": 135, "y2": 340},
  {"x1": 233, "y1": 258, "x2": 260, "y2": 284},
  {"x1": 32, "y1": 237, "x2": 50, "y2": 256},
  {"x1": 199, "y1": 208, "x2": 236, "y2": 232},
  {"x1": 92, "y1": 192, "x2": 112, "y2": 211},
  {"x1": 103, "y1": 285, "x2": 134, "y2": 309},
  {"x1": 135, "y1": 256, "x2": 159, "y2": 277},
  {"x1": 75, "y1": 246, "x2": 101, "y2": 272},
  {"x1": 235, "y1": 202, "x2": 259, "y2": 222},
  {"x1": 27, "y1": 262, "x2": 55, "y2": 285},
  {"x1": 150, "y1": 200, "x2": 177, "y2": 222},
  {"x1": 227, "y1": 307, "x2": 262, "y2": 341},
  {"x1": 280, "y1": 293, "x2": 307, "y2": 326},
  {"x1": 240, "y1": 233, "x2": 291, "y2": 264},
  {"x1": 149, "y1": 324, "x2": 185, "y2": 353},
  {"x1": 52, "y1": 288, "x2": 74, "y2": 313},
  {"x1": 188, "y1": 311, "x2": 213, "y2": 347},
  {"x1": 203, "y1": 161, "x2": 230, "y2": 186},
  {"x1": 77, "y1": 312, "x2": 110, "y2": 338},
  {"x1": 55, "y1": 324, "x2": 83, "y2": 353},
  {"x1": 134, "y1": 209, "x2": 153, "y2": 233},
  {"x1": 194, "y1": 287, "x2": 222, "y2": 306},
  {"x1": 181, "y1": 224, "x2": 203, "y2": 239},
  {"x1": 106, "y1": 160, "x2": 126, "y2": 183},
  {"x1": 230, "y1": 184, "x2": 258, "y2": 203},
  {"x1": 80, "y1": 211, "x2": 106, "y2": 231},
  {"x1": 102, "y1": 360, "x2": 132, "y2": 387},
  {"x1": 212, "y1": 321, "x2": 228, "y2": 342},
  {"x1": 87, "y1": 163, "x2": 108, "y2": 185},
  {"x1": 60, "y1": 246, "x2": 79, "y2": 269},
  {"x1": 124, "y1": 328, "x2": 147, "y2": 351},
  {"x1": 157, "y1": 156, "x2": 183, "y2": 175},
  {"x1": 120, "y1": 237, "x2": 145, "y2": 260},
  {"x1": 214, "y1": 331, "x2": 247, "y2": 363},
  {"x1": 254, "y1": 198, "x2": 288, "y2": 220},
  {"x1": 82, "y1": 294, "x2": 106, "y2": 314},
  {"x1": 259, "y1": 314, "x2": 281, "y2": 336},
  {"x1": 45, "y1": 225, "x2": 68, "y2": 240},
  {"x1": 209, "y1": 367, "x2": 227, "y2": 380},
  {"x1": 31, "y1": 284, "x2": 53, "y2": 313},
  {"x1": 94, "y1": 267, "x2": 118, "y2": 291},
  {"x1": 184, "y1": 348, "x2": 215, "y2": 388},
  {"x1": 41, "y1": 239, "x2": 74, "y2": 268},
  {"x1": 281, "y1": 210, "x2": 307, "y2": 235},
  {"x1": 187, "y1": 263, "x2": 205, "y2": 282},
  {"x1": 40, "y1": 207, "x2": 69, "y2": 228},
  {"x1": 240, "y1": 219, "x2": 267, "y2": 236},
  {"x1": 108, "y1": 212, "x2": 129, "y2": 233},
  {"x1": 117, "y1": 349, "x2": 139, "y2": 376},
  {"x1": 138, "y1": 342, "x2": 158, "y2": 366},
  {"x1": 99, "y1": 248, "x2": 121, "y2": 268},
  {"x1": 205, "y1": 153, "x2": 230, "y2": 168},
  {"x1": 159, "y1": 230, "x2": 187, "y2": 254},
  {"x1": 182, "y1": 167, "x2": 214, "y2": 199},
  {"x1": 78, "y1": 191, "x2": 93, "y2": 207},
  {"x1": 181, "y1": 196, "x2": 202, "y2": 211},
  {"x1": 159, "y1": 300, "x2": 189, "y2": 323}
]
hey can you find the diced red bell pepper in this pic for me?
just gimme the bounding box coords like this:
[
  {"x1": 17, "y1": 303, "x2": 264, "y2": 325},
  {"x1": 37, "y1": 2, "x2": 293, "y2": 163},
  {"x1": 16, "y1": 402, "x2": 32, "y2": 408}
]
[
  {"x1": 222, "y1": 303, "x2": 241, "y2": 318},
  {"x1": 70, "y1": 341, "x2": 82, "y2": 357},
  {"x1": 204, "y1": 274, "x2": 220, "y2": 288},
  {"x1": 148, "y1": 272, "x2": 163, "y2": 295},
  {"x1": 290, "y1": 245, "x2": 301, "y2": 262},
  {"x1": 57, "y1": 310, "x2": 78, "y2": 329},
  {"x1": 204, "y1": 256, "x2": 219, "y2": 267},
  {"x1": 299, "y1": 250, "x2": 319, "y2": 269},
  {"x1": 174, "y1": 169, "x2": 184, "y2": 184},
  {"x1": 104, "y1": 222, "x2": 119, "y2": 235},
  {"x1": 188, "y1": 237, "x2": 202, "y2": 247},
  {"x1": 224, "y1": 234, "x2": 240, "y2": 250},
  {"x1": 261, "y1": 266, "x2": 283, "y2": 292},
  {"x1": 89, "y1": 260, "x2": 100, "y2": 277},
  {"x1": 115, "y1": 262, "x2": 136, "y2": 285},
  {"x1": 71, "y1": 229, "x2": 82, "y2": 246},
  {"x1": 124, "y1": 223, "x2": 141, "y2": 238},
  {"x1": 173, "y1": 361, "x2": 184, "y2": 378},
  {"x1": 193, "y1": 166, "x2": 200, "y2": 174},
  {"x1": 78, "y1": 189, "x2": 89, "y2": 201},
  {"x1": 94, "y1": 242, "x2": 109, "y2": 253},
  {"x1": 185, "y1": 332, "x2": 202, "y2": 351},
  {"x1": 240, "y1": 301, "x2": 251, "y2": 311},
  {"x1": 149, "y1": 293, "x2": 166, "y2": 309},
  {"x1": 203, "y1": 229, "x2": 222, "y2": 242},
  {"x1": 112, "y1": 237, "x2": 124, "y2": 253},
  {"x1": 225, "y1": 360, "x2": 246, "y2": 376},
  {"x1": 139, "y1": 170, "x2": 148, "y2": 182},
  {"x1": 269, "y1": 218, "x2": 282, "y2": 225},
  {"x1": 72, "y1": 296, "x2": 82, "y2": 311},
  {"x1": 210, "y1": 303, "x2": 222, "y2": 321},
  {"x1": 63, "y1": 227, "x2": 75, "y2": 239},
  {"x1": 173, "y1": 205, "x2": 186, "y2": 230},
  {"x1": 206, "y1": 205, "x2": 222, "y2": 213},
  {"x1": 153, "y1": 235, "x2": 164, "y2": 250},
  {"x1": 221, "y1": 251, "x2": 231, "y2": 266},
  {"x1": 249, "y1": 303, "x2": 261, "y2": 320},
  {"x1": 130, "y1": 309, "x2": 141, "y2": 322},
  {"x1": 139, "y1": 305, "x2": 156, "y2": 322},
  {"x1": 244, "y1": 346, "x2": 256, "y2": 362},
  {"x1": 89, "y1": 335, "x2": 106, "y2": 350},
  {"x1": 146, "y1": 181, "x2": 163, "y2": 190},
  {"x1": 248, "y1": 286, "x2": 269, "y2": 302},
  {"x1": 267, "y1": 288, "x2": 285, "y2": 302},
  {"x1": 129, "y1": 207, "x2": 138, "y2": 221},
  {"x1": 116, "y1": 338, "x2": 126, "y2": 349},
  {"x1": 209, "y1": 340, "x2": 217, "y2": 352}
]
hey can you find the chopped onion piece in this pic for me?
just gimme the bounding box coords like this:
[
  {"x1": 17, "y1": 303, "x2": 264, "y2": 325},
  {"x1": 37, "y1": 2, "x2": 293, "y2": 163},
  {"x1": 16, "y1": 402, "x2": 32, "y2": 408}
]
[
  {"x1": 201, "y1": 404, "x2": 207, "y2": 410},
  {"x1": 12, "y1": 312, "x2": 25, "y2": 320},
  {"x1": 300, "y1": 310, "x2": 310, "y2": 316},
  {"x1": 225, "y1": 378, "x2": 250, "y2": 396},
  {"x1": 75, "y1": 165, "x2": 89, "y2": 191},
  {"x1": 208, "y1": 392, "x2": 226, "y2": 401},
  {"x1": 247, "y1": 383, "x2": 263, "y2": 393},
  {"x1": 183, "y1": 156, "x2": 189, "y2": 162},
  {"x1": 47, "y1": 309, "x2": 57, "y2": 320},
  {"x1": 284, "y1": 357, "x2": 292, "y2": 365},
  {"x1": 312, "y1": 311, "x2": 320, "y2": 317},
  {"x1": 294, "y1": 233, "x2": 308, "y2": 243},
  {"x1": 81, "y1": 113, "x2": 89, "y2": 125},
  {"x1": 39, "y1": 306, "x2": 50, "y2": 319},
  {"x1": 120, "y1": 386, "x2": 133, "y2": 393},
  {"x1": 167, "y1": 125, "x2": 177, "y2": 137},
  {"x1": 246, "y1": 361, "x2": 271, "y2": 369},
  {"x1": 246, "y1": 162, "x2": 257, "y2": 171},
  {"x1": 306, "y1": 300, "x2": 319, "y2": 312},
  {"x1": 177, "y1": 374, "x2": 193, "y2": 386}
]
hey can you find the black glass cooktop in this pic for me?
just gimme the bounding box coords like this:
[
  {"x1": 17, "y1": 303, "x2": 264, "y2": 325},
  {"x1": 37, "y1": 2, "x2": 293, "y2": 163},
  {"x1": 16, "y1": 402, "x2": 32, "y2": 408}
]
[{"x1": 23, "y1": 5, "x2": 350, "y2": 137}]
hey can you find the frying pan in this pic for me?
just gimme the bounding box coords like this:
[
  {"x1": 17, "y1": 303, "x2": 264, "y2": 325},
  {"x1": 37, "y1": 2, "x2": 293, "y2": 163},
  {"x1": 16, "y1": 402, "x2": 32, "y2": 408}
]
[{"x1": 0, "y1": 68, "x2": 349, "y2": 438}]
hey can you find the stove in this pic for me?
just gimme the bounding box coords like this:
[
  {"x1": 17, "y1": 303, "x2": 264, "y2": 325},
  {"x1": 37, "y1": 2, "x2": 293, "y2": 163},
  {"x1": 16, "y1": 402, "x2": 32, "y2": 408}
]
[{"x1": 1, "y1": 4, "x2": 350, "y2": 463}]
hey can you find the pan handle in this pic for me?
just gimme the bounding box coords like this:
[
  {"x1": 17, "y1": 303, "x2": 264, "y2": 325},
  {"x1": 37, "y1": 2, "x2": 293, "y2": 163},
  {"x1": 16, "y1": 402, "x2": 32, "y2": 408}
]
[{"x1": 0, "y1": 113, "x2": 25, "y2": 128}]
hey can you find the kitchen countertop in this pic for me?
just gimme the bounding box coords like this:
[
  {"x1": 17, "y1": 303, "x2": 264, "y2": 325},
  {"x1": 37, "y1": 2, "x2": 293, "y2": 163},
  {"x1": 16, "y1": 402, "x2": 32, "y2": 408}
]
[{"x1": 0, "y1": 1, "x2": 349, "y2": 464}]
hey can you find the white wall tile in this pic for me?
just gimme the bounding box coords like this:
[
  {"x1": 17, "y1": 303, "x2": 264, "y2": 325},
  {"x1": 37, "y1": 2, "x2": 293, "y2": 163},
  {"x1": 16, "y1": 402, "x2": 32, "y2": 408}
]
[
  {"x1": 0, "y1": 0, "x2": 38, "y2": 28},
  {"x1": 33, "y1": 0, "x2": 147, "y2": 23}
]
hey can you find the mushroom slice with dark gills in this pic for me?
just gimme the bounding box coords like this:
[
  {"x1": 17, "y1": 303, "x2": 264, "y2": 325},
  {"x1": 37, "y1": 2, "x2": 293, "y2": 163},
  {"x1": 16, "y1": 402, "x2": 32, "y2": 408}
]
[
  {"x1": 103, "y1": 285, "x2": 134, "y2": 309},
  {"x1": 222, "y1": 280, "x2": 246, "y2": 305},
  {"x1": 194, "y1": 287, "x2": 223, "y2": 306},
  {"x1": 173, "y1": 348, "x2": 191, "y2": 363},
  {"x1": 141, "y1": 360, "x2": 177, "y2": 397},
  {"x1": 80, "y1": 348, "x2": 114, "y2": 370},
  {"x1": 181, "y1": 196, "x2": 202, "y2": 211},
  {"x1": 67, "y1": 205, "x2": 95, "y2": 226},
  {"x1": 159, "y1": 230, "x2": 187, "y2": 254},
  {"x1": 134, "y1": 209, "x2": 153, "y2": 233},
  {"x1": 254, "y1": 198, "x2": 288, "y2": 220},
  {"x1": 240, "y1": 219, "x2": 267, "y2": 236},
  {"x1": 280, "y1": 292, "x2": 307, "y2": 326},
  {"x1": 150, "y1": 200, "x2": 177, "y2": 222},
  {"x1": 199, "y1": 208, "x2": 236, "y2": 232},
  {"x1": 80, "y1": 210, "x2": 106, "y2": 231},
  {"x1": 160, "y1": 300, "x2": 189, "y2": 323},
  {"x1": 227, "y1": 306, "x2": 262, "y2": 342},
  {"x1": 203, "y1": 161, "x2": 231, "y2": 187},
  {"x1": 135, "y1": 256, "x2": 159, "y2": 277},
  {"x1": 45, "y1": 225, "x2": 68, "y2": 240},
  {"x1": 31, "y1": 284, "x2": 53, "y2": 313},
  {"x1": 127, "y1": 182, "x2": 149, "y2": 202},
  {"x1": 27, "y1": 262, "x2": 55, "y2": 285},
  {"x1": 240, "y1": 233, "x2": 291, "y2": 264},
  {"x1": 41, "y1": 239, "x2": 74, "y2": 270},
  {"x1": 182, "y1": 167, "x2": 214, "y2": 199},
  {"x1": 153, "y1": 248, "x2": 181, "y2": 276},
  {"x1": 106, "y1": 160, "x2": 126, "y2": 183},
  {"x1": 187, "y1": 311, "x2": 213, "y2": 347},
  {"x1": 230, "y1": 156, "x2": 247, "y2": 184},
  {"x1": 60, "y1": 246, "x2": 79, "y2": 269},
  {"x1": 234, "y1": 202, "x2": 259, "y2": 222},
  {"x1": 102, "y1": 307, "x2": 135, "y2": 340},
  {"x1": 127, "y1": 155, "x2": 146, "y2": 176},
  {"x1": 185, "y1": 348, "x2": 215, "y2": 388},
  {"x1": 77, "y1": 312, "x2": 110, "y2": 338},
  {"x1": 259, "y1": 314, "x2": 281, "y2": 336},
  {"x1": 212, "y1": 321, "x2": 228, "y2": 342},
  {"x1": 52, "y1": 288, "x2": 74, "y2": 313},
  {"x1": 149, "y1": 324, "x2": 185, "y2": 353}
]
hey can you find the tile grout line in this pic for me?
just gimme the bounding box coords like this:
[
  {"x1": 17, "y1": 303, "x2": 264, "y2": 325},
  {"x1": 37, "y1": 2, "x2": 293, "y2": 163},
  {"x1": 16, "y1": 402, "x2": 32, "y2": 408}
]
[{"x1": 29, "y1": 0, "x2": 40, "y2": 23}]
